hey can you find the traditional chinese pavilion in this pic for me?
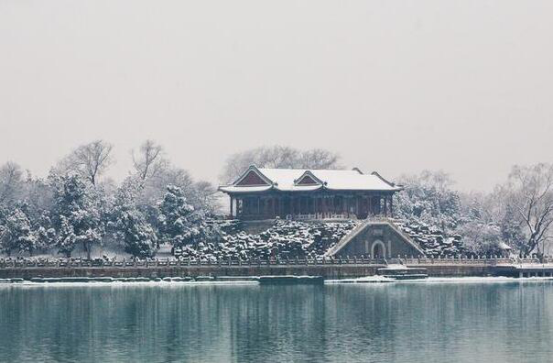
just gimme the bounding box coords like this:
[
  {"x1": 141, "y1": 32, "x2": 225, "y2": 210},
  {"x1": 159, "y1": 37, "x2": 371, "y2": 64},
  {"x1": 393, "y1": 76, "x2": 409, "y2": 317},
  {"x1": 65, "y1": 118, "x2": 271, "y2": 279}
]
[{"x1": 219, "y1": 166, "x2": 402, "y2": 220}]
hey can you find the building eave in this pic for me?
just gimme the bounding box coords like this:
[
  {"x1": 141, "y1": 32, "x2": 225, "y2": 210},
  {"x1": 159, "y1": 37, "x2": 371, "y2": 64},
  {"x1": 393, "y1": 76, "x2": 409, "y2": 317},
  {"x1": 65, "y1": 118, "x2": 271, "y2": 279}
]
[{"x1": 218, "y1": 185, "x2": 401, "y2": 194}]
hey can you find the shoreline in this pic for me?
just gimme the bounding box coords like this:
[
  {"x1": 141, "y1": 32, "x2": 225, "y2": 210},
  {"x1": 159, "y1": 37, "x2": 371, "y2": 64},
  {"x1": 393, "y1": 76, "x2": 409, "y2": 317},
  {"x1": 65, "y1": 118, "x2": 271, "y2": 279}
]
[
  {"x1": 1, "y1": 261, "x2": 552, "y2": 280},
  {"x1": 1, "y1": 275, "x2": 553, "y2": 288}
]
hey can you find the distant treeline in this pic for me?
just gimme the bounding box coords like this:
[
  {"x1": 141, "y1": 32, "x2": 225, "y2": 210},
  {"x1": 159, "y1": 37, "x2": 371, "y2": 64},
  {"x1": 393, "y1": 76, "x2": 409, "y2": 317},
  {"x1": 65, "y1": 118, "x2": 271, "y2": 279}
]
[{"x1": 0, "y1": 142, "x2": 551, "y2": 259}]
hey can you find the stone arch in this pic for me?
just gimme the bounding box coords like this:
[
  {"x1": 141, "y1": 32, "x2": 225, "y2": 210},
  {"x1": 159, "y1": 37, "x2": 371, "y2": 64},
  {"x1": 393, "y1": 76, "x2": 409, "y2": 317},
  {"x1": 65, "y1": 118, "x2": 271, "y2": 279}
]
[{"x1": 371, "y1": 240, "x2": 387, "y2": 258}]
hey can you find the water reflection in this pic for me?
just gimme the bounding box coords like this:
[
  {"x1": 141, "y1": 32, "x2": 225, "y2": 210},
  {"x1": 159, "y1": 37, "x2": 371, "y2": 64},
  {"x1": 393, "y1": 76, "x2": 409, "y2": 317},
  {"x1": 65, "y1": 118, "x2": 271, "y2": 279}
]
[{"x1": 0, "y1": 281, "x2": 551, "y2": 363}]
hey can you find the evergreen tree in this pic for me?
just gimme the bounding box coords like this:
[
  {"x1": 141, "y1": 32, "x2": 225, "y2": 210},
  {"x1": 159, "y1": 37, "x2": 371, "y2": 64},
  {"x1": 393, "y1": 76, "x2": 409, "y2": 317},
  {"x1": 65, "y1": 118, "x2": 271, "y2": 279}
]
[
  {"x1": 157, "y1": 185, "x2": 211, "y2": 248},
  {"x1": 57, "y1": 216, "x2": 77, "y2": 258},
  {"x1": 50, "y1": 174, "x2": 103, "y2": 259},
  {"x1": 0, "y1": 208, "x2": 37, "y2": 256},
  {"x1": 34, "y1": 211, "x2": 57, "y2": 252},
  {"x1": 110, "y1": 178, "x2": 157, "y2": 259}
]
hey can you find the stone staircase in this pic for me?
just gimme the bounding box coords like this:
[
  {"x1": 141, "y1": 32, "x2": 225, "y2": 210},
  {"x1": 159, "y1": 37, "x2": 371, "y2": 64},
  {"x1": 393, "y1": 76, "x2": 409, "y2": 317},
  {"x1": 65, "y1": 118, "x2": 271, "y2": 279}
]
[
  {"x1": 324, "y1": 220, "x2": 370, "y2": 257},
  {"x1": 324, "y1": 217, "x2": 425, "y2": 258}
]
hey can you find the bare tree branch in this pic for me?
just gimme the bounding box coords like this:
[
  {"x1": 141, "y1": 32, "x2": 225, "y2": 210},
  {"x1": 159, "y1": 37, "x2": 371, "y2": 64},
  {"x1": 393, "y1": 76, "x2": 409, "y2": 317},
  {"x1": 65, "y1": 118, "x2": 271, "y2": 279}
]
[
  {"x1": 0, "y1": 162, "x2": 23, "y2": 204},
  {"x1": 220, "y1": 145, "x2": 342, "y2": 183},
  {"x1": 54, "y1": 140, "x2": 113, "y2": 185},
  {"x1": 132, "y1": 140, "x2": 168, "y2": 181}
]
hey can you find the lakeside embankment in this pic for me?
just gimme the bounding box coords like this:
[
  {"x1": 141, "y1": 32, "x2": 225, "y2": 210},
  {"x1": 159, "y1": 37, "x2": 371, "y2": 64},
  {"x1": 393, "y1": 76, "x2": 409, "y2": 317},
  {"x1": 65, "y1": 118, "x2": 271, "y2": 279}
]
[{"x1": 1, "y1": 256, "x2": 552, "y2": 280}]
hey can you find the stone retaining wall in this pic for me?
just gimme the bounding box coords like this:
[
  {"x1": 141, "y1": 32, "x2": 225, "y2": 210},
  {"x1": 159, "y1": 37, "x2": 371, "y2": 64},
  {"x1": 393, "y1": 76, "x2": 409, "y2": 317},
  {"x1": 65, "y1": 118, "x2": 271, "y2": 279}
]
[
  {"x1": 0, "y1": 263, "x2": 548, "y2": 279},
  {"x1": 0, "y1": 265, "x2": 383, "y2": 279},
  {"x1": 1, "y1": 257, "x2": 551, "y2": 279}
]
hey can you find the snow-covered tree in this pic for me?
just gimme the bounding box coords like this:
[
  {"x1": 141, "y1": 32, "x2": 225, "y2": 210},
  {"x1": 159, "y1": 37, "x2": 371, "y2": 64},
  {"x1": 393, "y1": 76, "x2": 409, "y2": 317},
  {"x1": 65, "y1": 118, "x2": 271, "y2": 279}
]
[
  {"x1": 130, "y1": 140, "x2": 216, "y2": 214},
  {"x1": 0, "y1": 162, "x2": 24, "y2": 206},
  {"x1": 35, "y1": 225, "x2": 56, "y2": 252},
  {"x1": 456, "y1": 221, "x2": 503, "y2": 255},
  {"x1": 109, "y1": 178, "x2": 157, "y2": 259},
  {"x1": 21, "y1": 175, "x2": 54, "y2": 219},
  {"x1": 192, "y1": 181, "x2": 220, "y2": 215},
  {"x1": 297, "y1": 149, "x2": 342, "y2": 170},
  {"x1": 56, "y1": 216, "x2": 77, "y2": 258},
  {"x1": 132, "y1": 140, "x2": 169, "y2": 182},
  {"x1": 220, "y1": 146, "x2": 342, "y2": 183},
  {"x1": 157, "y1": 185, "x2": 212, "y2": 247},
  {"x1": 498, "y1": 203, "x2": 526, "y2": 250},
  {"x1": 139, "y1": 166, "x2": 195, "y2": 210},
  {"x1": 53, "y1": 140, "x2": 113, "y2": 185},
  {"x1": 50, "y1": 174, "x2": 104, "y2": 259},
  {"x1": 395, "y1": 170, "x2": 462, "y2": 231},
  {"x1": 0, "y1": 208, "x2": 37, "y2": 256},
  {"x1": 498, "y1": 164, "x2": 553, "y2": 256}
]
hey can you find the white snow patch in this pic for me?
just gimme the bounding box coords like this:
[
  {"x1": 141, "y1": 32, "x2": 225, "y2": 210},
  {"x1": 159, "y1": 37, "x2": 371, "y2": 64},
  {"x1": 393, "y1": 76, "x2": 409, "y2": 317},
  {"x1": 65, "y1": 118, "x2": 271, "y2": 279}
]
[
  {"x1": 325, "y1": 275, "x2": 395, "y2": 284},
  {"x1": 396, "y1": 276, "x2": 553, "y2": 284}
]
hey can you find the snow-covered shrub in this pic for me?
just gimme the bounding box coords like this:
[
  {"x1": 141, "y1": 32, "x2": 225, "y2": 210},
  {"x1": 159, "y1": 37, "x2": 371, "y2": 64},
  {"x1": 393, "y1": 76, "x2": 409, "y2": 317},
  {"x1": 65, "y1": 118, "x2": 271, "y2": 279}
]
[
  {"x1": 176, "y1": 220, "x2": 358, "y2": 261},
  {"x1": 396, "y1": 218, "x2": 467, "y2": 257}
]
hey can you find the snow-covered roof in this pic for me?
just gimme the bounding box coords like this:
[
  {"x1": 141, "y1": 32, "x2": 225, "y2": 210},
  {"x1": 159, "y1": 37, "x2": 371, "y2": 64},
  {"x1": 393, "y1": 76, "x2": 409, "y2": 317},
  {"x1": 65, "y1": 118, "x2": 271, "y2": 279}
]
[{"x1": 219, "y1": 166, "x2": 402, "y2": 194}]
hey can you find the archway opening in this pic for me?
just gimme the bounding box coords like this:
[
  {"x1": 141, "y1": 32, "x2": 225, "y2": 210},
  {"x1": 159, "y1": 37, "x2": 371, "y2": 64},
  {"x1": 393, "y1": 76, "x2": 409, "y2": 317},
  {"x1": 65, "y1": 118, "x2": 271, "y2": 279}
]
[{"x1": 372, "y1": 242, "x2": 386, "y2": 259}]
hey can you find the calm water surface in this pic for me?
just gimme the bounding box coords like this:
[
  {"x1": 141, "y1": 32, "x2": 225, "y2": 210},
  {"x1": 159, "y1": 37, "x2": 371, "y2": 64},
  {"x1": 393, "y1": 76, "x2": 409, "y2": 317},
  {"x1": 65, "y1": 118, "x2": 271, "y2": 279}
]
[{"x1": 0, "y1": 279, "x2": 552, "y2": 363}]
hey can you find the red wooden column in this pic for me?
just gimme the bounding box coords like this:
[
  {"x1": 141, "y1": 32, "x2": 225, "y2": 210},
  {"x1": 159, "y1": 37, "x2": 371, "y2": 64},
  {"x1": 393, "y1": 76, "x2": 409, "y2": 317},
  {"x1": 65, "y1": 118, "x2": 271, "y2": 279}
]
[
  {"x1": 262, "y1": 197, "x2": 266, "y2": 219},
  {"x1": 291, "y1": 195, "x2": 294, "y2": 218},
  {"x1": 368, "y1": 196, "x2": 373, "y2": 217},
  {"x1": 235, "y1": 197, "x2": 241, "y2": 218},
  {"x1": 316, "y1": 196, "x2": 321, "y2": 217}
]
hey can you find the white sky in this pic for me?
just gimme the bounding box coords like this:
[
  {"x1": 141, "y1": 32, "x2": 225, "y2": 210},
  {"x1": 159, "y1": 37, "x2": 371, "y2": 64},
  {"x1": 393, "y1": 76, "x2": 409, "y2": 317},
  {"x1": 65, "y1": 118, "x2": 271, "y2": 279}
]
[{"x1": 0, "y1": 0, "x2": 552, "y2": 192}]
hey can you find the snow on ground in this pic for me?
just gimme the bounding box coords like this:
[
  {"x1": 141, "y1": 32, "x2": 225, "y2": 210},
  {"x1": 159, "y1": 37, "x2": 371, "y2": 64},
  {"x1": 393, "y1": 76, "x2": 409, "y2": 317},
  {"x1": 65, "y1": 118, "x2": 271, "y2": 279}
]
[
  {"x1": 496, "y1": 263, "x2": 553, "y2": 268},
  {"x1": 325, "y1": 276, "x2": 395, "y2": 284},
  {"x1": 5, "y1": 276, "x2": 549, "y2": 288},
  {"x1": 395, "y1": 276, "x2": 553, "y2": 284}
]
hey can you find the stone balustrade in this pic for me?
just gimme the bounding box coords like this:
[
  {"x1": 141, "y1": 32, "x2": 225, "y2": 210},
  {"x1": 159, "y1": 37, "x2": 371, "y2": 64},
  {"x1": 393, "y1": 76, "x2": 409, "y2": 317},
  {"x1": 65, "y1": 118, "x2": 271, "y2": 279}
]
[{"x1": 0, "y1": 254, "x2": 550, "y2": 269}]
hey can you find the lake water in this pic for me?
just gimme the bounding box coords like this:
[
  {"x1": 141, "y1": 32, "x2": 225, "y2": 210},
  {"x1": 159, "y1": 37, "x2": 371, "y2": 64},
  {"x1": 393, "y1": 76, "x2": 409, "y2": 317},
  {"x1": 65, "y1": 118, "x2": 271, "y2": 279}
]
[{"x1": 0, "y1": 279, "x2": 552, "y2": 363}]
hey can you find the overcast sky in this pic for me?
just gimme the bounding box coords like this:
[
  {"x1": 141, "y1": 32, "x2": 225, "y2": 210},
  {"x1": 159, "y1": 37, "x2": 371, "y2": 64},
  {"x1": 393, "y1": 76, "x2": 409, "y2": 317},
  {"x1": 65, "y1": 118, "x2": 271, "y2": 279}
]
[{"x1": 0, "y1": 0, "x2": 551, "y2": 192}]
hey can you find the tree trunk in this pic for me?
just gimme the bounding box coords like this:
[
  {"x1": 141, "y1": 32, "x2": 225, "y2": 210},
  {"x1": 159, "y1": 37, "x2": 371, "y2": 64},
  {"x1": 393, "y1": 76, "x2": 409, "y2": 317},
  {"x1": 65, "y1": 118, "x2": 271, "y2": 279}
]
[
  {"x1": 83, "y1": 241, "x2": 92, "y2": 260},
  {"x1": 524, "y1": 235, "x2": 539, "y2": 256}
]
